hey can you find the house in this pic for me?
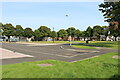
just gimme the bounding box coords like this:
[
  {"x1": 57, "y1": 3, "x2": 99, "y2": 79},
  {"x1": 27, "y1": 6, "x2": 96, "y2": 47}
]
[
  {"x1": 42, "y1": 37, "x2": 52, "y2": 41},
  {"x1": 0, "y1": 35, "x2": 33, "y2": 42},
  {"x1": 91, "y1": 36, "x2": 99, "y2": 41},
  {"x1": 100, "y1": 35, "x2": 106, "y2": 41}
]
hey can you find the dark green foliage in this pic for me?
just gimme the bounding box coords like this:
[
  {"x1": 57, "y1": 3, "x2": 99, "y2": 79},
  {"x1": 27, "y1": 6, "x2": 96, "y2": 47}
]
[
  {"x1": 51, "y1": 31, "x2": 57, "y2": 38},
  {"x1": 86, "y1": 26, "x2": 93, "y2": 39},
  {"x1": 66, "y1": 27, "x2": 76, "y2": 37},
  {"x1": 75, "y1": 29, "x2": 81, "y2": 40},
  {"x1": 81, "y1": 31, "x2": 86, "y2": 41},
  {"x1": 0, "y1": 23, "x2": 3, "y2": 35},
  {"x1": 38, "y1": 26, "x2": 51, "y2": 37},
  {"x1": 15, "y1": 25, "x2": 24, "y2": 37},
  {"x1": 2, "y1": 24, "x2": 15, "y2": 41},
  {"x1": 57, "y1": 29, "x2": 68, "y2": 40},
  {"x1": 50, "y1": 31, "x2": 57, "y2": 42},
  {"x1": 99, "y1": 2, "x2": 120, "y2": 39},
  {"x1": 99, "y1": 2, "x2": 120, "y2": 22},
  {"x1": 93, "y1": 25, "x2": 104, "y2": 39},
  {"x1": 34, "y1": 30, "x2": 43, "y2": 41},
  {"x1": 23, "y1": 28, "x2": 33, "y2": 38}
]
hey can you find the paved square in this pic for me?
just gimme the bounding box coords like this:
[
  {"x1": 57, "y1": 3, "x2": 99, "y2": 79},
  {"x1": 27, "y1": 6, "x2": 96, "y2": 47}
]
[
  {"x1": 0, "y1": 48, "x2": 34, "y2": 59},
  {"x1": 1, "y1": 43, "x2": 117, "y2": 65}
]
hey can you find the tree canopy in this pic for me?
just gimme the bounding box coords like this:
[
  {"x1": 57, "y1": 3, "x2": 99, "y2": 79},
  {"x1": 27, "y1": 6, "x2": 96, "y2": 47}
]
[
  {"x1": 23, "y1": 28, "x2": 33, "y2": 38},
  {"x1": 15, "y1": 25, "x2": 24, "y2": 37},
  {"x1": 57, "y1": 29, "x2": 68, "y2": 39},
  {"x1": 38, "y1": 26, "x2": 51, "y2": 38},
  {"x1": 99, "y1": 1, "x2": 120, "y2": 37},
  {"x1": 66, "y1": 27, "x2": 76, "y2": 37},
  {"x1": 2, "y1": 24, "x2": 15, "y2": 40}
]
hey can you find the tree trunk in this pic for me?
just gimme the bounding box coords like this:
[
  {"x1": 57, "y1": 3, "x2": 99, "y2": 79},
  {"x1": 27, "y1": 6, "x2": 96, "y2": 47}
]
[
  {"x1": 53, "y1": 38, "x2": 55, "y2": 43},
  {"x1": 84, "y1": 37, "x2": 85, "y2": 41},
  {"x1": 114, "y1": 36, "x2": 117, "y2": 41},
  {"x1": 90, "y1": 37, "x2": 92, "y2": 41},
  {"x1": 8, "y1": 36, "x2": 10, "y2": 42},
  {"x1": 105, "y1": 36, "x2": 107, "y2": 41}
]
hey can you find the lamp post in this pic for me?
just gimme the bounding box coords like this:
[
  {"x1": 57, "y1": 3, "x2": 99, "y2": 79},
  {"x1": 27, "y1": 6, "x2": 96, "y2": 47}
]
[{"x1": 66, "y1": 14, "x2": 71, "y2": 46}]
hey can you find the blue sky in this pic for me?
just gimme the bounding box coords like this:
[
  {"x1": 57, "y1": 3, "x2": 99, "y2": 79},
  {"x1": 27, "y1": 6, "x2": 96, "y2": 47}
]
[{"x1": 2, "y1": 2, "x2": 108, "y2": 31}]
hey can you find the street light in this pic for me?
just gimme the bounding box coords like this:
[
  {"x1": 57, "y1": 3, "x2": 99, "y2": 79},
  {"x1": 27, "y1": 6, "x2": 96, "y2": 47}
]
[{"x1": 66, "y1": 14, "x2": 71, "y2": 46}]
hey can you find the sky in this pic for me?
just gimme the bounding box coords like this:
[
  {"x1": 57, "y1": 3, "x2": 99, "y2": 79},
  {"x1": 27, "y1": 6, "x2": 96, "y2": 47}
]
[{"x1": 1, "y1": 1, "x2": 108, "y2": 31}]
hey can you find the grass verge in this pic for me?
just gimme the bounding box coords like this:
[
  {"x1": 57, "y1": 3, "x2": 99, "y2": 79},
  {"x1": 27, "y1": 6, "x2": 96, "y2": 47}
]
[
  {"x1": 71, "y1": 44, "x2": 96, "y2": 49},
  {"x1": 2, "y1": 52, "x2": 119, "y2": 78}
]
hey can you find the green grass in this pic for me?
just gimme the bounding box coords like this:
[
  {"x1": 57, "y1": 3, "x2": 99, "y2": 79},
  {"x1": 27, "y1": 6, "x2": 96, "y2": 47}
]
[
  {"x1": 71, "y1": 44, "x2": 96, "y2": 49},
  {"x1": 2, "y1": 52, "x2": 119, "y2": 78},
  {"x1": 87, "y1": 41, "x2": 119, "y2": 49},
  {"x1": 28, "y1": 41, "x2": 71, "y2": 43},
  {"x1": 70, "y1": 41, "x2": 119, "y2": 49},
  {"x1": 17, "y1": 41, "x2": 120, "y2": 50},
  {"x1": 18, "y1": 41, "x2": 119, "y2": 49}
]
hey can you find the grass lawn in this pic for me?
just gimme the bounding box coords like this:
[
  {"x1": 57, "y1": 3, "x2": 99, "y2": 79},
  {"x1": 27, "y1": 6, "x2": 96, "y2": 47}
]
[
  {"x1": 72, "y1": 41, "x2": 119, "y2": 49},
  {"x1": 18, "y1": 41, "x2": 119, "y2": 49},
  {"x1": 87, "y1": 41, "x2": 119, "y2": 49},
  {"x1": 71, "y1": 44, "x2": 97, "y2": 49},
  {"x1": 2, "y1": 52, "x2": 119, "y2": 78}
]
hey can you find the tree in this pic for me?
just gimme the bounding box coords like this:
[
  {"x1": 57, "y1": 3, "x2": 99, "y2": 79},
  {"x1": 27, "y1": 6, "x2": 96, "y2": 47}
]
[
  {"x1": 108, "y1": 23, "x2": 118, "y2": 41},
  {"x1": 86, "y1": 26, "x2": 93, "y2": 40},
  {"x1": 0, "y1": 23, "x2": 3, "y2": 36},
  {"x1": 2, "y1": 23, "x2": 15, "y2": 42},
  {"x1": 93, "y1": 25, "x2": 103, "y2": 40},
  {"x1": 102, "y1": 26, "x2": 109, "y2": 40},
  {"x1": 99, "y1": 2, "x2": 120, "y2": 23},
  {"x1": 50, "y1": 31, "x2": 57, "y2": 43},
  {"x1": 15, "y1": 25, "x2": 24, "y2": 38},
  {"x1": 23, "y1": 28, "x2": 33, "y2": 38},
  {"x1": 57, "y1": 29, "x2": 68, "y2": 40},
  {"x1": 75, "y1": 29, "x2": 81, "y2": 40},
  {"x1": 34, "y1": 30, "x2": 43, "y2": 41},
  {"x1": 38, "y1": 26, "x2": 51, "y2": 38},
  {"x1": 99, "y1": 2, "x2": 120, "y2": 37},
  {"x1": 81, "y1": 31, "x2": 86, "y2": 41},
  {"x1": 66, "y1": 27, "x2": 76, "y2": 40}
]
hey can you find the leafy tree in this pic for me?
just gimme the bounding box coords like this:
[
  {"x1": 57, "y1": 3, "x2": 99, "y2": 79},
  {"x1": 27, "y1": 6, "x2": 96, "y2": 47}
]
[
  {"x1": 93, "y1": 25, "x2": 103, "y2": 40},
  {"x1": 81, "y1": 31, "x2": 86, "y2": 41},
  {"x1": 108, "y1": 23, "x2": 118, "y2": 41},
  {"x1": 99, "y1": 2, "x2": 120, "y2": 37},
  {"x1": 57, "y1": 29, "x2": 68, "y2": 40},
  {"x1": 66, "y1": 27, "x2": 76, "y2": 39},
  {"x1": 102, "y1": 26, "x2": 109, "y2": 40},
  {"x1": 2, "y1": 23, "x2": 15, "y2": 41},
  {"x1": 0, "y1": 23, "x2": 3, "y2": 36},
  {"x1": 50, "y1": 31, "x2": 57, "y2": 43},
  {"x1": 99, "y1": 2, "x2": 120, "y2": 22},
  {"x1": 15, "y1": 25, "x2": 24, "y2": 37},
  {"x1": 86, "y1": 26, "x2": 93, "y2": 40},
  {"x1": 34, "y1": 30, "x2": 43, "y2": 41},
  {"x1": 23, "y1": 28, "x2": 33, "y2": 38},
  {"x1": 38, "y1": 26, "x2": 51, "y2": 38},
  {"x1": 75, "y1": 29, "x2": 81, "y2": 40}
]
